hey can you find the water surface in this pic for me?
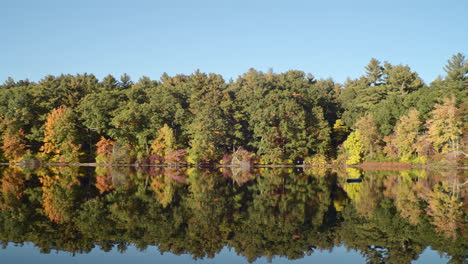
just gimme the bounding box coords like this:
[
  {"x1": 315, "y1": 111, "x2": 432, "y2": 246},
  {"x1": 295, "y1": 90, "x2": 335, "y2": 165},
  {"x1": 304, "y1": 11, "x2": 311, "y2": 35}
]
[{"x1": 0, "y1": 166, "x2": 466, "y2": 263}]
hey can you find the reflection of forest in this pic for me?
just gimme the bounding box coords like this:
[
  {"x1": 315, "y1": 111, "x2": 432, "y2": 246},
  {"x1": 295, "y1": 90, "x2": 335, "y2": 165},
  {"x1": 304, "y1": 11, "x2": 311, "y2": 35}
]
[{"x1": 0, "y1": 166, "x2": 466, "y2": 263}]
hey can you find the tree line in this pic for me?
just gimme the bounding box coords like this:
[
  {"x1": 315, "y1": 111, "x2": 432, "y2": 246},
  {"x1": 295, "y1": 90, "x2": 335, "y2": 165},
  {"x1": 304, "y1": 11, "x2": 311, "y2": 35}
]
[{"x1": 0, "y1": 53, "x2": 467, "y2": 165}]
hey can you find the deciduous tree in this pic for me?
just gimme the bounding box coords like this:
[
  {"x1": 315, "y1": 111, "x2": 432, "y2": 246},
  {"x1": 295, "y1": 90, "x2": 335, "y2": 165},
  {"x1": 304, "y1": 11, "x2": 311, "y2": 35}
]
[{"x1": 426, "y1": 96, "x2": 462, "y2": 155}]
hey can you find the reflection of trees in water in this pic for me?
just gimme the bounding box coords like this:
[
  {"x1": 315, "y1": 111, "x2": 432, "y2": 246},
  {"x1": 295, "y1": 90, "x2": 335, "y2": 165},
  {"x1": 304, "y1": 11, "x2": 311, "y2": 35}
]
[
  {"x1": 426, "y1": 181, "x2": 464, "y2": 239},
  {"x1": 0, "y1": 166, "x2": 25, "y2": 209},
  {"x1": 39, "y1": 167, "x2": 82, "y2": 224},
  {"x1": 110, "y1": 167, "x2": 130, "y2": 187},
  {"x1": 95, "y1": 167, "x2": 114, "y2": 194},
  {"x1": 228, "y1": 168, "x2": 336, "y2": 262},
  {"x1": 0, "y1": 166, "x2": 466, "y2": 263}
]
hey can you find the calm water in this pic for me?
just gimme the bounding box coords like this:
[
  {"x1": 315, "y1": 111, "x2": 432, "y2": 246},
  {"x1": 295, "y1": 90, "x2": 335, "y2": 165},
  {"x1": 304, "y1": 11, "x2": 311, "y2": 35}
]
[{"x1": 0, "y1": 166, "x2": 466, "y2": 263}]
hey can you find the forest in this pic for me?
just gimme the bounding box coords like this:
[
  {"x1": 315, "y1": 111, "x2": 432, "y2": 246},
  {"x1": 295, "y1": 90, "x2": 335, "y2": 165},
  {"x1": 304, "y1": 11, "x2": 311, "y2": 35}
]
[{"x1": 0, "y1": 53, "x2": 467, "y2": 166}]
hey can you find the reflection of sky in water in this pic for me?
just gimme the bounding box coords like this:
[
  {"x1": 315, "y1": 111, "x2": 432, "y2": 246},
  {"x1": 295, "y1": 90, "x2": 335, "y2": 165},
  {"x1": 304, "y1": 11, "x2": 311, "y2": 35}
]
[{"x1": 0, "y1": 243, "x2": 450, "y2": 264}]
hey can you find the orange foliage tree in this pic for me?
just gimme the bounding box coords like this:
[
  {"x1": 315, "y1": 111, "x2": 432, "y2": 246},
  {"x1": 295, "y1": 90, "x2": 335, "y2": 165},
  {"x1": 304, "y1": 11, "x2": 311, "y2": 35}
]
[
  {"x1": 1, "y1": 129, "x2": 26, "y2": 162},
  {"x1": 94, "y1": 167, "x2": 114, "y2": 194},
  {"x1": 95, "y1": 136, "x2": 116, "y2": 163},
  {"x1": 0, "y1": 118, "x2": 26, "y2": 162},
  {"x1": 40, "y1": 106, "x2": 82, "y2": 163}
]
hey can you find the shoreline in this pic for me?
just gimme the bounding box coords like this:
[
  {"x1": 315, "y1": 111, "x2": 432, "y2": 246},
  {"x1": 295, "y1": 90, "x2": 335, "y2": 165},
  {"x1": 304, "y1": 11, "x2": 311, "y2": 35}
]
[{"x1": 1, "y1": 162, "x2": 467, "y2": 170}]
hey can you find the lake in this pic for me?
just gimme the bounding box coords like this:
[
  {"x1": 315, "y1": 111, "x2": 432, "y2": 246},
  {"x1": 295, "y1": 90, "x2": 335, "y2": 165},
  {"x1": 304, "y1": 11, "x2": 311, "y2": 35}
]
[{"x1": 0, "y1": 166, "x2": 466, "y2": 263}]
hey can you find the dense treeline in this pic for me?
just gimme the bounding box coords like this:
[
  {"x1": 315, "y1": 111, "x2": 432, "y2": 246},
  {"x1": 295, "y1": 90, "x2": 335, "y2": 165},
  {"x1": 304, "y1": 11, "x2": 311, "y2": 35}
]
[
  {"x1": 0, "y1": 54, "x2": 467, "y2": 165},
  {"x1": 0, "y1": 166, "x2": 466, "y2": 263}
]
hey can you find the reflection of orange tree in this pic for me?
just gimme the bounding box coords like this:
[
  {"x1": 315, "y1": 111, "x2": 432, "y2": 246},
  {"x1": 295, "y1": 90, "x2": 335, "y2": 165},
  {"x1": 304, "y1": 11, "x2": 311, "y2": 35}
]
[
  {"x1": 336, "y1": 169, "x2": 467, "y2": 263},
  {"x1": 39, "y1": 167, "x2": 81, "y2": 224},
  {"x1": 94, "y1": 167, "x2": 114, "y2": 194},
  {"x1": 0, "y1": 166, "x2": 25, "y2": 209}
]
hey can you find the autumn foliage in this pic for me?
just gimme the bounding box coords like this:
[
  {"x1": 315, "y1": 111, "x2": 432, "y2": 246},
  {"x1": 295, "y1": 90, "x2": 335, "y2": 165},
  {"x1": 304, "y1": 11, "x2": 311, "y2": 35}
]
[
  {"x1": 0, "y1": 166, "x2": 25, "y2": 210},
  {"x1": 0, "y1": 118, "x2": 26, "y2": 162},
  {"x1": 426, "y1": 96, "x2": 463, "y2": 155},
  {"x1": 40, "y1": 107, "x2": 82, "y2": 163},
  {"x1": 39, "y1": 169, "x2": 81, "y2": 224},
  {"x1": 95, "y1": 137, "x2": 116, "y2": 163},
  {"x1": 1, "y1": 128, "x2": 26, "y2": 162}
]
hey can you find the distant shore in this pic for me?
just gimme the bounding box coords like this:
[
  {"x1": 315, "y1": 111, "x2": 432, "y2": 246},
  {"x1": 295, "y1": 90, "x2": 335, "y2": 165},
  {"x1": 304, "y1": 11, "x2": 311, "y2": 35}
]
[{"x1": 1, "y1": 161, "x2": 467, "y2": 170}]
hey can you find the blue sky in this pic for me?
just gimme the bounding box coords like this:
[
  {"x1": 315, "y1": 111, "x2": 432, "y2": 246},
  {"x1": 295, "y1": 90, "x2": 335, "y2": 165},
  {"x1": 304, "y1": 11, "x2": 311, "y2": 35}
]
[{"x1": 1, "y1": 0, "x2": 467, "y2": 84}]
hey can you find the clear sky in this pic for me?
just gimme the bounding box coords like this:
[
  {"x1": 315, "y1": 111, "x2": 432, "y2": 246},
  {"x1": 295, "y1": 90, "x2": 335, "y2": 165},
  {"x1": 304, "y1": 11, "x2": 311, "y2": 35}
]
[{"x1": 1, "y1": 0, "x2": 467, "y2": 85}]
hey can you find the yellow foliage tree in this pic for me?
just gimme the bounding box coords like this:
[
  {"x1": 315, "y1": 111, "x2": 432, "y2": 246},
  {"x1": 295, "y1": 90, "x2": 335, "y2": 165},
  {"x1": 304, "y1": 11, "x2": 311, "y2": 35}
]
[
  {"x1": 385, "y1": 109, "x2": 421, "y2": 160},
  {"x1": 354, "y1": 115, "x2": 382, "y2": 157},
  {"x1": 343, "y1": 130, "x2": 365, "y2": 165},
  {"x1": 151, "y1": 124, "x2": 176, "y2": 159},
  {"x1": 426, "y1": 96, "x2": 462, "y2": 155}
]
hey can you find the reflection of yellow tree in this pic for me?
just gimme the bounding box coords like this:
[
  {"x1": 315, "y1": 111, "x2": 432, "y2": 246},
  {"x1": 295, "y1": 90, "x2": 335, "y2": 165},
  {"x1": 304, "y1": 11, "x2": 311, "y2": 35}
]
[
  {"x1": 150, "y1": 169, "x2": 179, "y2": 208},
  {"x1": 426, "y1": 182, "x2": 463, "y2": 239},
  {"x1": 341, "y1": 168, "x2": 382, "y2": 217},
  {"x1": 356, "y1": 179, "x2": 381, "y2": 218},
  {"x1": 303, "y1": 156, "x2": 327, "y2": 178},
  {"x1": 395, "y1": 174, "x2": 422, "y2": 225},
  {"x1": 333, "y1": 188, "x2": 347, "y2": 212},
  {"x1": 343, "y1": 168, "x2": 362, "y2": 202},
  {"x1": 382, "y1": 171, "x2": 424, "y2": 225}
]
